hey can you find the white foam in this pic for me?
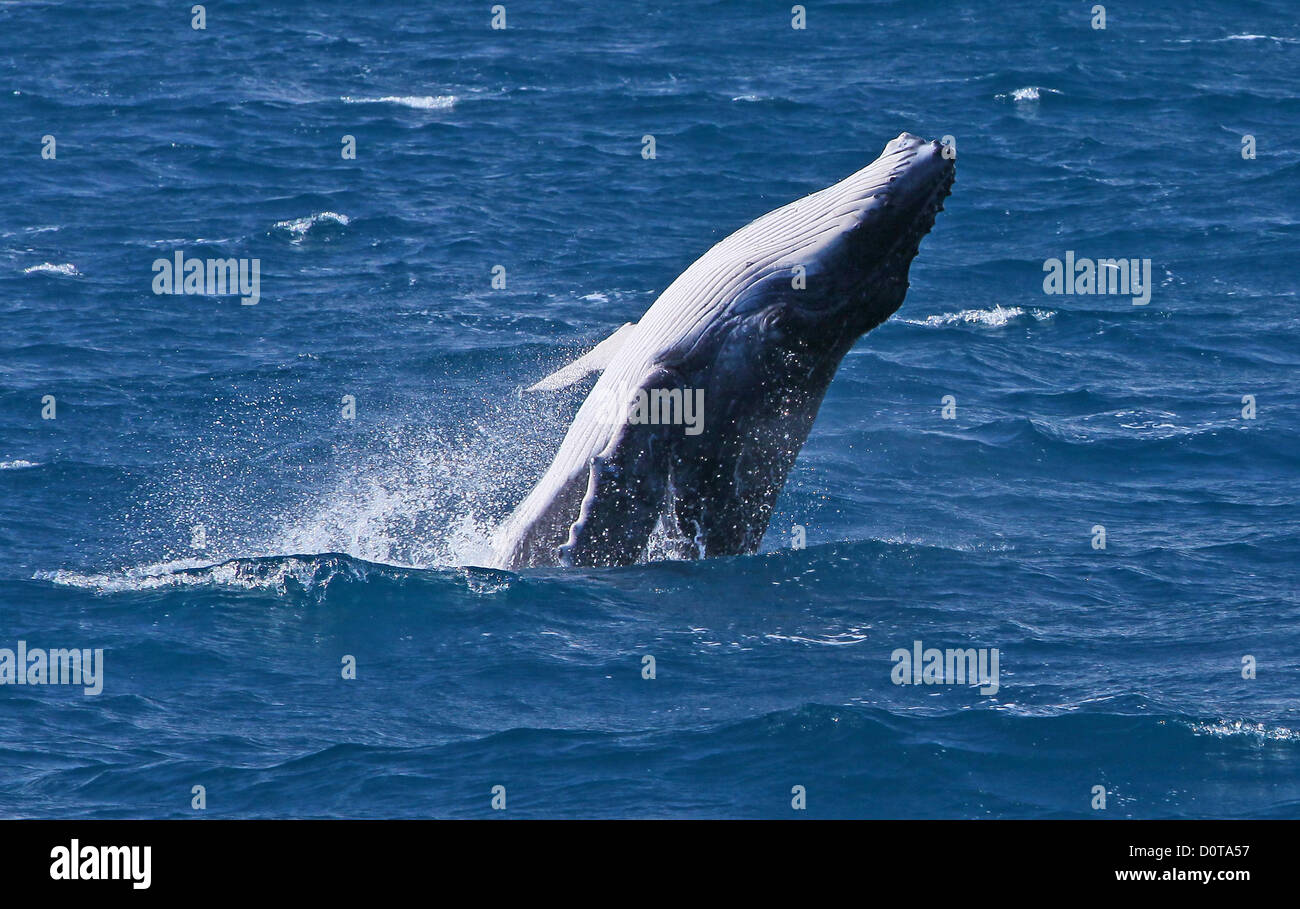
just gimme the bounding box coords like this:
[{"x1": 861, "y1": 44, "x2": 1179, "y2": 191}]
[
  {"x1": 0, "y1": 459, "x2": 39, "y2": 470},
  {"x1": 23, "y1": 262, "x2": 81, "y2": 277},
  {"x1": 341, "y1": 94, "x2": 456, "y2": 110},
  {"x1": 37, "y1": 556, "x2": 341, "y2": 596},
  {"x1": 902, "y1": 305, "x2": 1054, "y2": 328},
  {"x1": 1189, "y1": 720, "x2": 1300, "y2": 742},
  {"x1": 1219, "y1": 34, "x2": 1299, "y2": 43},
  {"x1": 764, "y1": 628, "x2": 872, "y2": 646},
  {"x1": 1176, "y1": 34, "x2": 1298, "y2": 44},
  {"x1": 272, "y1": 211, "x2": 351, "y2": 239},
  {"x1": 996, "y1": 86, "x2": 1061, "y2": 102}
]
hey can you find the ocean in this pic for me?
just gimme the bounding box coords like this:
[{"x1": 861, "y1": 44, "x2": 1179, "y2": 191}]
[{"x1": 1, "y1": 0, "x2": 1297, "y2": 818}]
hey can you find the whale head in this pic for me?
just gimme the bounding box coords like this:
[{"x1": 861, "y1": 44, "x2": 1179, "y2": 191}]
[
  {"x1": 729, "y1": 132, "x2": 955, "y2": 347},
  {"x1": 799, "y1": 132, "x2": 954, "y2": 335}
]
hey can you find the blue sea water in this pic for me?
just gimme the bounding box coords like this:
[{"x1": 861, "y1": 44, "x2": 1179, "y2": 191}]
[{"x1": 1, "y1": 0, "x2": 1298, "y2": 819}]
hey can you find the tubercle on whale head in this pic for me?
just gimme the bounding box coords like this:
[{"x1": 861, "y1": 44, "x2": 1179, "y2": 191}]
[
  {"x1": 781, "y1": 132, "x2": 956, "y2": 341},
  {"x1": 845, "y1": 133, "x2": 955, "y2": 332}
]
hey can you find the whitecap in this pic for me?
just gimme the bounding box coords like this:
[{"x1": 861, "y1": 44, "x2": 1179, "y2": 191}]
[
  {"x1": 1189, "y1": 720, "x2": 1300, "y2": 742},
  {"x1": 764, "y1": 628, "x2": 871, "y2": 646},
  {"x1": 36, "y1": 558, "x2": 215, "y2": 594},
  {"x1": 23, "y1": 262, "x2": 81, "y2": 277},
  {"x1": 902, "y1": 305, "x2": 1054, "y2": 328},
  {"x1": 35, "y1": 555, "x2": 354, "y2": 597},
  {"x1": 995, "y1": 86, "x2": 1061, "y2": 103},
  {"x1": 272, "y1": 211, "x2": 351, "y2": 240},
  {"x1": 340, "y1": 94, "x2": 456, "y2": 110},
  {"x1": 1219, "y1": 34, "x2": 1299, "y2": 43},
  {"x1": 0, "y1": 459, "x2": 39, "y2": 470}
]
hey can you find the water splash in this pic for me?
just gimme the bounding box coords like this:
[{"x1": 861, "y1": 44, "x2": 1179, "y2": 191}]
[{"x1": 110, "y1": 381, "x2": 569, "y2": 577}]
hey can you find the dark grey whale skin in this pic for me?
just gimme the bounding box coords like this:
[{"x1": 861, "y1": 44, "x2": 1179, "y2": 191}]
[{"x1": 493, "y1": 133, "x2": 955, "y2": 569}]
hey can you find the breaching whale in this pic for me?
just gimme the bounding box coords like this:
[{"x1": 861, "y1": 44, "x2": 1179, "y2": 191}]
[{"x1": 492, "y1": 132, "x2": 955, "y2": 569}]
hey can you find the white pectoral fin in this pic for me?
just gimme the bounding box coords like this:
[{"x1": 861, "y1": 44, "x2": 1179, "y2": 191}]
[{"x1": 527, "y1": 322, "x2": 637, "y2": 392}]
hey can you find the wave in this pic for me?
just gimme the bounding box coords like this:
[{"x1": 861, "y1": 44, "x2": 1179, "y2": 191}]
[
  {"x1": 763, "y1": 628, "x2": 872, "y2": 647},
  {"x1": 995, "y1": 86, "x2": 1061, "y2": 103},
  {"x1": 9, "y1": 697, "x2": 1297, "y2": 818},
  {"x1": 1220, "y1": 33, "x2": 1298, "y2": 42},
  {"x1": 22, "y1": 262, "x2": 81, "y2": 277},
  {"x1": 1177, "y1": 34, "x2": 1300, "y2": 44},
  {"x1": 1189, "y1": 720, "x2": 1300, "y2": 742},
  {"x1": 901, "y1": 305, "x2": 1054, "y2": 327},
  {"x1": 972, "y1": 411, "x2": 1236, "y2": 447},
  {"x1": 271, "y1": 211, "x2": 351, "y2": 240},
  {"x1": 35, "y1": 554, "x2": 360, "y2": 596},
  {"x1": 340, "y1": 94, "x2": 456, "y2": 110},
  {"x1": 0, "y1": 459, "x2": 40, "y2": 470},
  {"x1": 33, "y1": 537, "x2": 969, "y2": 602},
  {"x1": 33, "y1": 552, "x2": 515, "y2": 600}
]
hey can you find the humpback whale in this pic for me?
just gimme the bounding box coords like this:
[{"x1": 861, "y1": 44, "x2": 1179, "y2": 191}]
[{"x1": 492, "y1": 132, "x2": 955, "y2": 569}]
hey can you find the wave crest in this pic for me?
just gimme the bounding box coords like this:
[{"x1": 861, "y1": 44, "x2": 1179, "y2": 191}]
[
  {"x1": 272, "y1": 211, "x2": 351, "y2": 241},
  {"x1": 23, "y1": 262, "x2": 81, "y2": 277},
  {"x1": 340, "y1": 94, "x2": 456, "y2": 110},
  {"x1": 995, "y1": 86, "x2": 1061, "y2": 103},
  {"x1": 903, "y1": 305, "x2": 1054, "y2": 327}
]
